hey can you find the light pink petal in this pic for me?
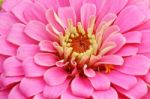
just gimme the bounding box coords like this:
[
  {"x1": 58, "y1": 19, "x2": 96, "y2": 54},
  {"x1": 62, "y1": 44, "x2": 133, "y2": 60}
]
[
  {"x1": 19, "y1": 78, "x2": 45, "y2": 97},
  {"x1": 24, "y1": 20, "x2": 50, "y2": 41},
  {"x1": 142, "y1": 89, "x2": 150, "y2": 99},
  {"x1": 34, "y1": 53, "x2": 58, "y2": 67},
  {"x1": 89, "y1": 72, "x2": 110, "y2": 90},
  {"x1": 61, "y1": 87, "x2": 84, "y2": 99},
  {"x1": 33, "y1": 93, "x2": 45, "y2": 99},
  {"x1": 71, "y1": 76, "x2": 93, "y2": 97},
  {"x1": 114, "y1": 5, "x2": 145, "y2": 32},
  {"x1": 81, "y1": 4, "x2": 96, "y2": 28},
  {"x1": 116, "y1": 55, "x2": 150, "y2": 75},
  {"x1": 44, "y1": 67, "x2": 68, "y2": 86},
  {"x1": 0, "y1": 36, "x2": 17, "y2": 56},
  {"x1": 69, "y1": 0, "x2": 83, "y2": 21},
  {"x1": 92, "y1": 87, "x2": 118, "y2": 99},
  {"x1": 117, "y1": 79, "x2": 148, "y2": 99},
  {"x1": 138, "y1": 30, "x2": 150, "y2": 53},
  {"x1": 8, "y1": 85, "x2": 26, "y2": 99},
  {"x1": 7, "y1": 23, "x2": 36, "y2": 46},
  {"x1": 37, "y1": 0, "x2": 59, "y2": 11},
  {"x1": 95, "y1": 55, "x2": 124, "y2": 66},
  {"x1": 23, "y1": 57, "x2": 47, "y2": 77},
  {"x1": 1, "y1": 74, "x2": 22, "y2": 87},
  {"x1": 43, "y1": 80, "x2": 69, "y2": 99},
  {"x1": 107, "y1": 71, "x2": 137, "y2": 90},
  {"x1": 116, "y1": 44, "x2": 138, "y2": 56},
  {"x1": 123, "y1": 31, "x2": 142, "y2": 44},
  {"x1": 83, "y1": 65, "x2": 96, "y2": 77},
  {"x1": 23, "y1": 2, "x2": 47, "y2": 23},
  {"x1": 58, "y1": 7, "x2": 76, "y2": 27},
  {"x1": 46, "y1": 9, "x2": 64, "y2": 32},
  {"x1": 17, "y1": 44, "x2": 39, "y2": 61},
  {"x1": 2, "y1": 0, "x2": 21, "y2": 11},
  {"x1": 11, "y1": 0, "x2": 32, "y2": 23},
  {"x1": 83, "y1": 0, "x2": 106, "y2": 15},
  {"x1": 3, "y1": 56, "x2": 23, "y2": 76},
  {"x1": 39, "y1": 40, "x2": 56, "y2": 52},
  {"x1": 106, "y1": 34, "x2": 126, "y2": 54},
  {"x1": 0, "y1": 12, "x2": 18, "y2": 36}
]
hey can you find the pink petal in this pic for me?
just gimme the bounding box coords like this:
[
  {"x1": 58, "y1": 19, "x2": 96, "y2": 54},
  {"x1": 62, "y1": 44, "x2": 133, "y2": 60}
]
[
  {"x1": 69, "y1": 0, "x2": 83, "y2": 21},
  {"x1": 34, "y1": 53, "x2": 58, "y2": 67},
  {"x1": 116, "y1": 55, "x2": 150, "y2": 75},
  {"x1": 144, "y1": 71, "x2": 150, "y2": 83},
  {"x1": 0, "y1": 36, "x2": 17, "y2": 56},
  {"x1": 142, "y1": 89, "x2": 150, "y2": 99},
  {"x1": 8, "y1": 85, "x2": 26, "y2": 99},
  {"x1": 23, "y1": 2, "x2": 47, "y2": 23},
  {"x1": 7, "y1": 23, "x2": 36, "y2": 46},
  {"x1": 115, "y1": 5, "x2": 145, "y2": 32},
  {"x1": 83, "y1": 65, "x2": 96, "y2": 77},
  {"x1": 0, "y1": 89, "x2": 9, "y2": 99},
  {"x1": 22, "y1": 57, "x2": 47, "y2": 77},
  {"x1": 0, "y1": 55, "x2": 6, "y2": 73},
  {"x1": 107, "y1": 71, "x2": 137, "y2": 90},
  {"x1": 0, "y1": 12, "x2": 18, "y2": 36},
  {"x1": 44, "y1": 67, "x2": 68, "y2": 86},
  {"x1": 61, "y1": 87, "x2": 84, "y2": 99},
  {"x1": 2, "y1": 0, "x2": 21, "y2": 11},
  {"x1": 138, "y1": 30, "x2": 150, "y2": 53},
  {"x1": 116, "y1": 44, "x2": 138, "y2": 56},
  {"x1": 58, "y1": 7, "x2": 76, "y2": 27},
  {"x1": 89, "y1": 72, "x2": 110, "y2": 90},
  {"x1": 71, "y1": 76, "x2": 93, "y2": 97},
  {"x1": 46, "y1": 9, "x2": 64, "y2": 32},
  {"x1": 19, "y1": 77, "x2": 45, "y2": 97},
  {"x1": 123, "y1": 31, "x2": 142, "y2": 44},
  {"x1": 106, "y1": 34, "x2": 126, "y2": 54},
  {"x1": 33, "y1": 93, "x2": 45, "y2": 99},
  {"x1": 81, "y1": 4, "x2": 96, "y2": 28},
  {"x1": 43, "y1": 80, "x2": 69, "y2": 99},
  {"x1": 17, "y1": 44, "x2": 39, "y2": 61},
  {"x1": 3, "y1": 56, "x2": 23, "y2": 76},
  {"x1": 0, "y1": 74, "x2": 22, "y2": 87},
  {"x1": 11, "y1": 0, "x2": 32, "y2": 23},
  {"x1": 95, "y1": 55, "x2": 124, "y2": 66},
  {"x1": 58, "y1": 0, "x2": 70, "y2": 7},
  {"x1": 117, "y1": 79, "x2": 148, "y2": 99},
  {"x1": 24, "y1": 20, "x2": 50, "y2": 41},
  {"x1": 92, "y1": 87, "x2": 118, "y2": 99},
  {"x1": 39, "y1": 40, "x2": 56, "y2": 52}
]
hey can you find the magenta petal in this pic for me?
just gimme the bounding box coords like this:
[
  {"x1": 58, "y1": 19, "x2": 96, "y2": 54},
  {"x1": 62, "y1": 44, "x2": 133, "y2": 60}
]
[
  {"x1": 7, "y1": 23, "x2": 36, "y2": 46},
  {"x1": 17, "y1": 44, "x2": 39, "y2": 61},
  {"x1": 8, "y1": 85, "x2": 26, "y2": 99},
  {"x1": 116, "y1": 55, "x2": 150, "y2": 75},
  {"x1": 71, "y1": 76, "x2": 93, "y2": 97},
  {"x1": 115, "y1": 5, "x2": 145, "y2": 32},
  {"x1": 34, "y1": 53, "x2": 58, "y2": 67},
  {"x1": 22, "y1": 57, "x2": 47, "y2": 77},
  {"x1": 24, "y1": 20, "x2": 50, "y2": 41},
  {"x1": 19, "y1": 78, "x2": 45, "y2": 97},
  {"x1": 0, "y1": 36, "x2": 17, "y2": 56},
  {"x1": 39, "y1": 40, "x2": 56, "y2": 52},
  {"x1": 3, "y1": 56, "x2": 23, "y2": 76},
  {"x1": 92, "y1": 87, "x2": 118, "y2": 99},
  {"x1": 58, "y1": 7, "x2": 76, "y2": 27},
  {"x1": 81, "y1": 4, "x2": 96, "y2": 28},
  {"x1": 107, "y1": 71, "x2": 137, "y2": 90},
  {"x1": 117, "y1": 79, "x2": 148, "y2": 99},
  {"x1": 89, "y1": 73, "x2": 110, "y2": 90},
  {"x1": 44, "y1": 67, "x2": 68, "y2": 86},
  {"x1": 43, "y1": 80, "x2": 69, "y2": 99}
]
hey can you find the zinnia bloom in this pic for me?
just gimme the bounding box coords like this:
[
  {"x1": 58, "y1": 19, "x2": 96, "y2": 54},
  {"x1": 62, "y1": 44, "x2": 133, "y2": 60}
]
[{"x1": 0, "y1": 0, "x2": 150, "y2": 99}]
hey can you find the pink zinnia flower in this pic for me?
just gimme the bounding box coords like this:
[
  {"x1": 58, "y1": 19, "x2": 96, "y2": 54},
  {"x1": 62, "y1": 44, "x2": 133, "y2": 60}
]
[{"x1": 0, "y1": 0, "x2": 150, "y2": 99}]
